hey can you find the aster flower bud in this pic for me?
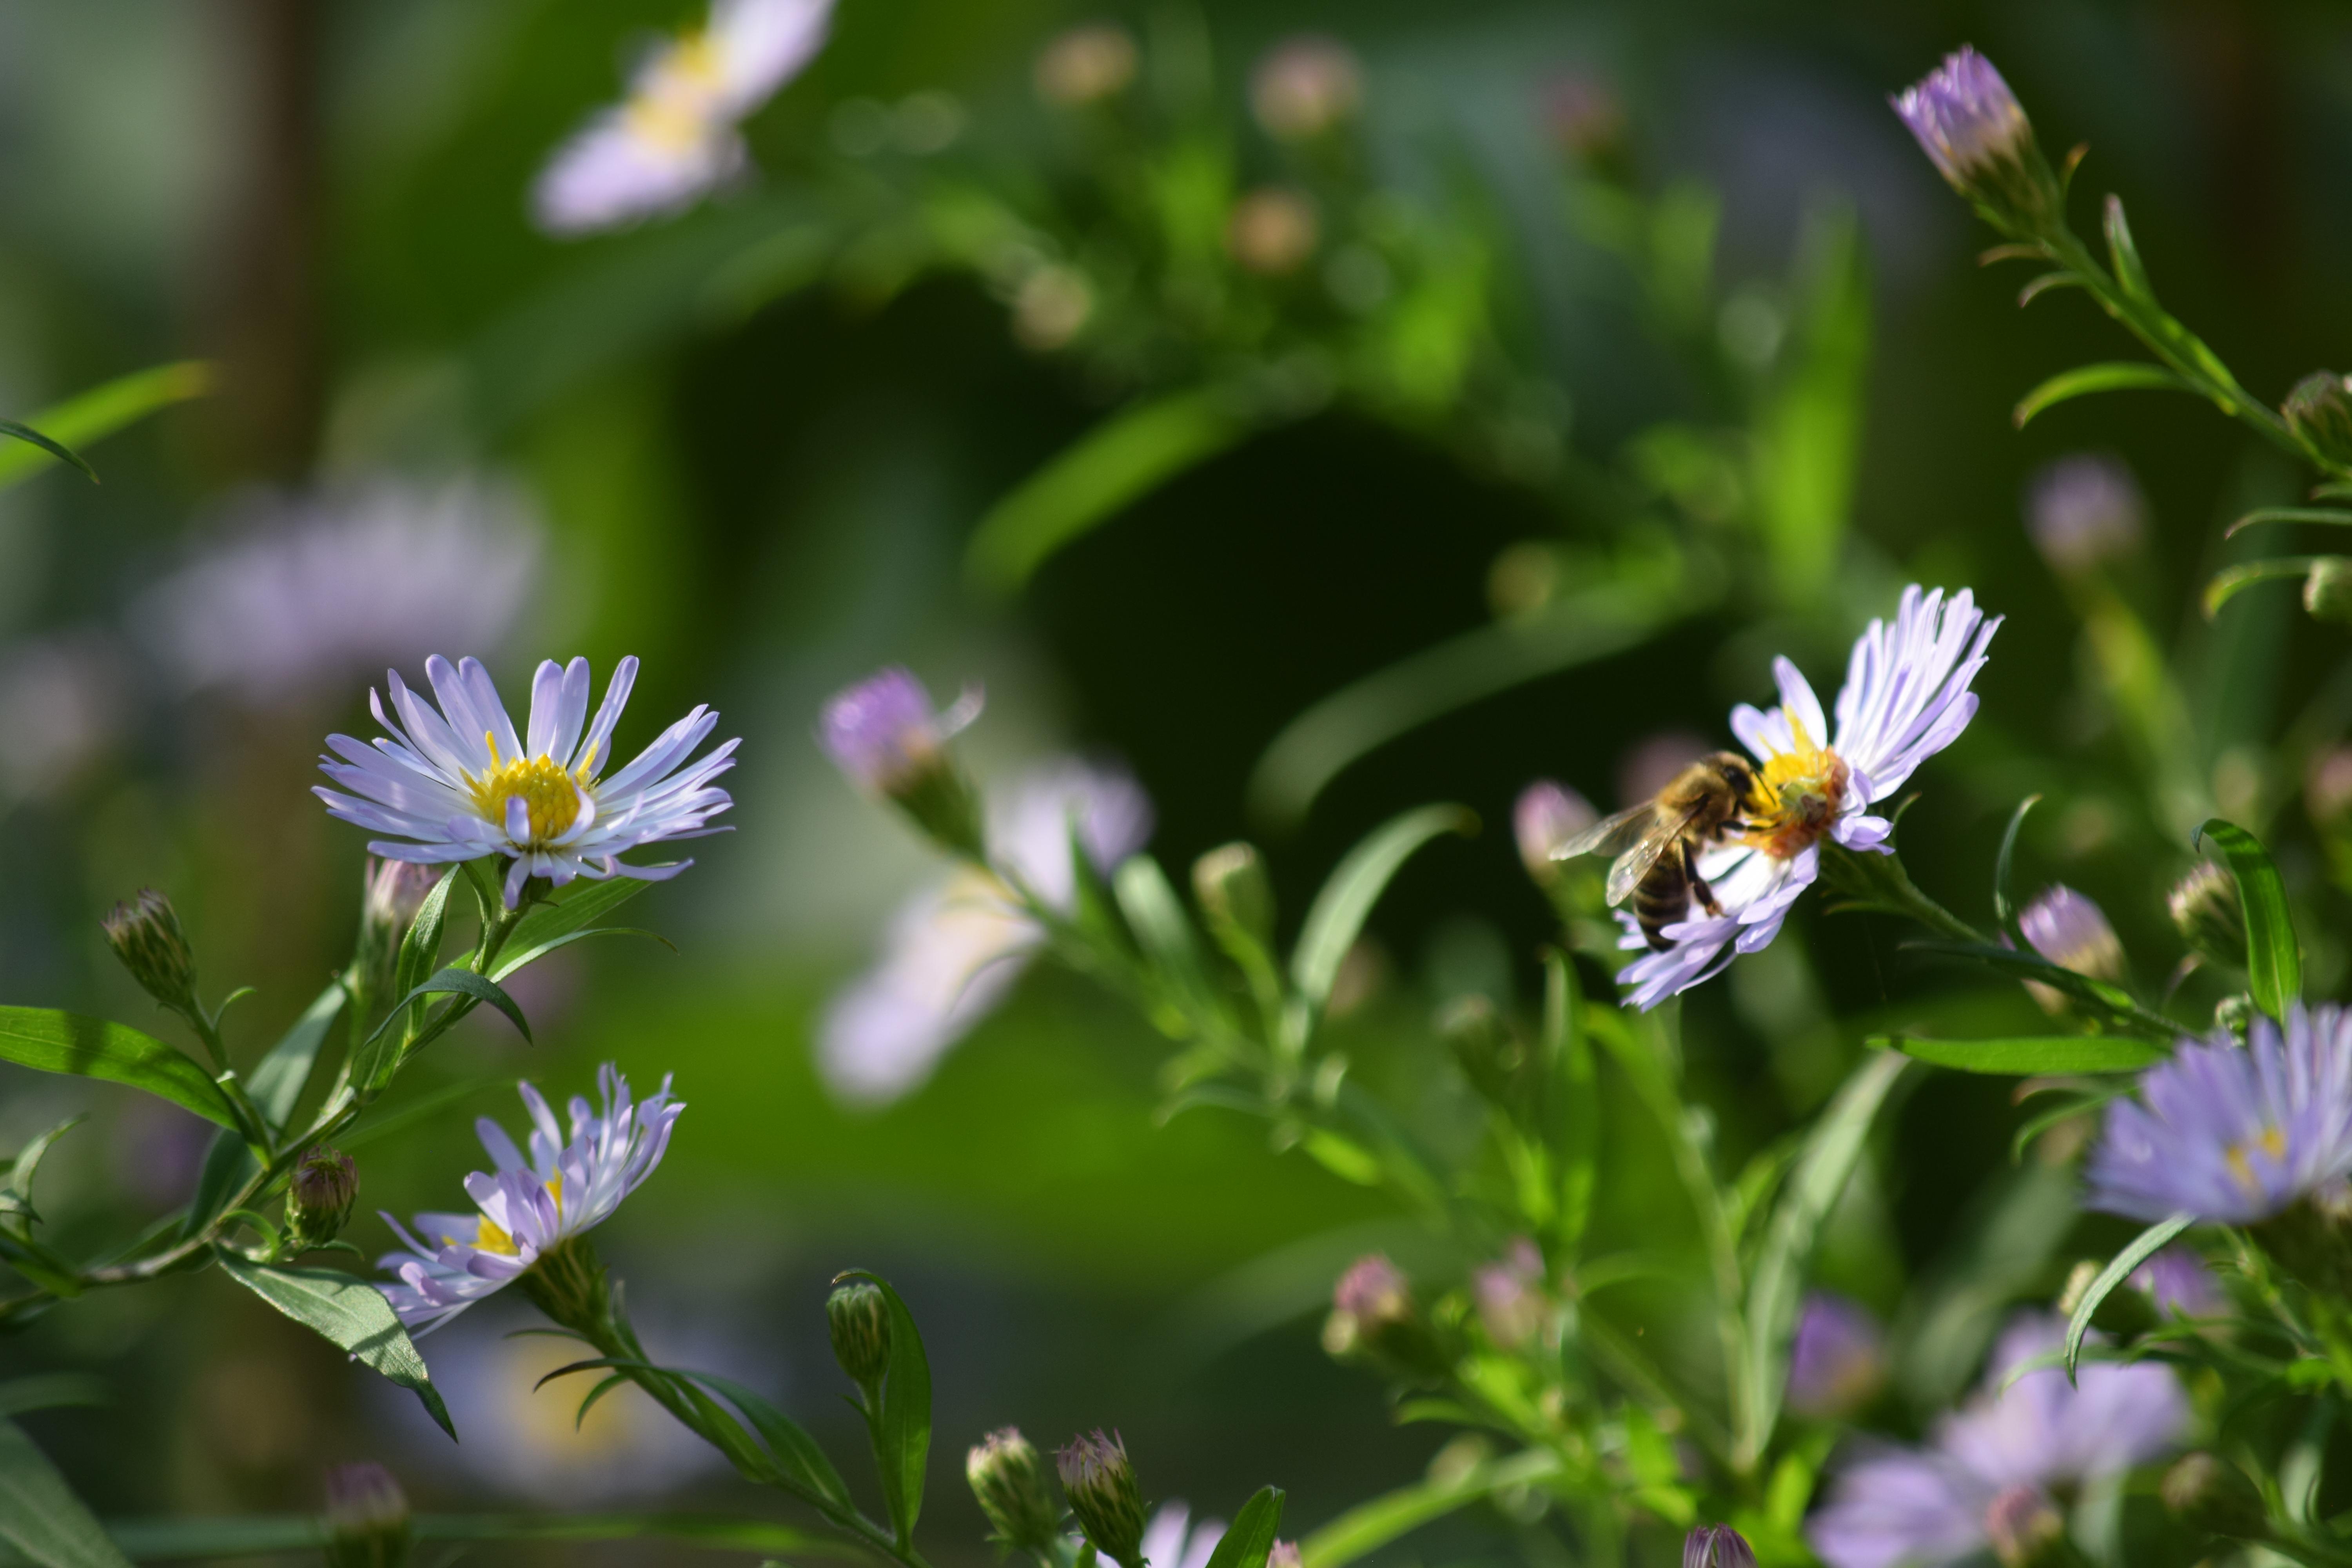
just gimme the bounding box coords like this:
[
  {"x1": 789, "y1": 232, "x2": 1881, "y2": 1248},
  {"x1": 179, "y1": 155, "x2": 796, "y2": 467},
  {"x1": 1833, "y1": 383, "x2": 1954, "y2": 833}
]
[
  {"x1": 102, "y1": 888, "x2": 200, "y2": 1017},
  {"x1": 1891, "y1": 48, "x2": 2062, "y2": 237},
  {"x1": 2168, "y1": 862, "x2": 2245, "y2": 970},
  {"x1": 1268, "y1": 1545, "x2": 1302, "y2": 1568},
  {"x1": 357, "y1": 857, "x2": 439, "y2": 996},
  {"x1": 1984, "y1": 1485, "x2": 2065, "y2": 1568},
  {"x1": 1249, "y1": 36, "x2": 1362, "y2": 142},
  {"x1": 2212, "y1": 993, "x2": 2254, "y2": 1041},
  {"x1": 827, "y1": 1279, "x2": 891, "y2": 1391},
  {"x1": 2284, "y1": 371, "x2": 2352, "y2": 472},
  {"x1": 1193, "y1": 842, "x2": 1275, "y2": 949},
  {"x1": 1034, "y1": 23, "x2": 1138, "y2": 108},
  {"x1": 2024, "y1": 456, "x2": 2144, "y2": 577},
  {"x1": 1322, "y1": 1253, "x2": 1447, "y2": 1376},
  {"x1": 2306, "y1": 559, "x2": 2352, "y2": 625},
  {"x1": 2019, "y1": 884, "x2": 2125, "y2": 1000},
  {"x1": 1227, "y1": 189, "x2": 1319, "y2": 276},
  {"x1": 286, "y1": 1147, "x2": 359, "y2": 1252},
  {"x1": 1472, "y1": 1237, "x2": 1546, "y2": 1350},
  {"x1": 1057, "y1": 1430, "x2": 1147, "y2": 1568},
  {"x1": 1684, "y1": 1525, "x2": 1757, "y2": 1568},
  {"x1": 969, "y1": 1427, "x2": 1061, "y2": 1553},
  {"x1": 818, "y1": 667, "x2": 984, "y2": 857},
  {"x1": 323, "y1": 1462, "x2": 413, "y2": 1568},
  {"x1": 1514, "y1": 780, "x2": 1597, "y2": 886},
  {"x1": 2161, "y1": 1451, "x2": 2266, "y2": 1539}
]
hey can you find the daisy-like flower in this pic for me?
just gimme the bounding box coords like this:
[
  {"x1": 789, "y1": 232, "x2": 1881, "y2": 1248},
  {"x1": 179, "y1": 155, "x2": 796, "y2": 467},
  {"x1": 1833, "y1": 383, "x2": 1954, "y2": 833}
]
[
  {"x1": 817, "y1": 759, "x2": 1152, "y2": 1104},
  {"x1": 533, "y1": 0, "x2": 834, "y2": 236},
  {"x1": 1890, "y1": 47, "x2": 2031, "y2": 194},
  {"x1": 378, "y1": 1065, "x2": 683, "y2": 1334},
  {"x1": 1809, "y1": 1314, "x2": 2186, "y2": 1568},
  {"x1": 2087, "y1": 1002, "x2": 2352, "y2": 1224},
  {"x1": 1786, "y1": 1290, "x2": 1889, "y2": 1421},
  {"x1": 1613, "y1": 586, "x2": 2000, "y2": 1009},
  {"x1": 316, "y1": 654, "x2": 738, "y2": 909}
]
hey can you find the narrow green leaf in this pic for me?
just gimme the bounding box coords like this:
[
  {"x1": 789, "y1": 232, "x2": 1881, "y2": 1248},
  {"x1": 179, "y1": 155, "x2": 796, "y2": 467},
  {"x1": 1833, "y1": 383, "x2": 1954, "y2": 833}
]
[
  {"x1": 0, "y1": 361, "x2": 210, "y2": 494},
  {"x1": 1740, "y1": 1051, "x2": 1907, "y2": 1466},
  {"x1": 356, "y1": 869, "x2": 460, "y2": 1090},
  {"x1": 1201, "y1": 1488, "x2": 1285, "y2": 1568},
  {"x1": 2063, "y1": 1214, "x2": 2194, "y2": 1379},
  {"x1": 0, "y1": 425, "x2": 93, "y2": 485},
  {"x1": 837, "y1": 1270, "x2": 931, "y2": 1546},
  {"x1": 2011, "y1": 362, "x2": 2194, "y2": 428},
  {"x1": 1992, "y1": 795, "x2": 2040, "y2": 934},
  {"x1": 2016, "y1": 272, "x2": 2079, "y2": 307},
  {"x1": 2224, "y1": 507, "x2": 2352, "y2": 540},
  {"x1": 666, "y1": 1368, "x2": 853, "y2": 1508},
  {"x1": 501, "y1": 877, "x2": 649, "y2": 962},
  {"x1": 2203, "y1": 557, "x2": 2328, "y2": 619},
  {"x1": 965, "y1": 388, "x2": 1253, "y2": 594},
  {"x1": 0, "y1": 1418, "x2": 133, "y2": 1568},
  {"x1": 2103, "y1": 194, "x2": 2157, "y2": 303},
  {"x1": 2196, "y1": 819, "x2": 2301, "y2": 1018},
  {"x1": 0, "y1": 1009, "x2": 238, "y2": 1130},
  {"x1": 1544, "y1": 954, "x2": 1598, "y2": 1254},
  {"x1": 1113, "y1": 855, "x2": 1221, "y2": 1027},
  {"x1": 2, "y1": 1118, "x2": 83, "y2": 1224},
  {"x1": 488, "y1": 926, "x2": 670, "y2": 983},
  {"x1": 0, "y1": 1376, "x2": 106, "y2": 1420},
  {"x1": 1879, "y1": 1035, "x2": 2165, "y2": 1076},
  {"x1": 214, "y1": 1253, "x2": 454, "y2": 1439},
  {"x1": 365, "y1": 968, "x2": 532, "y2": 1046},
  {"x1": 1298, "y1": 1449, "x2": 1561, "y2": 1568},
  {"x1": 1291, "y1": 806, "x2": 1477, "y2": 1010}
]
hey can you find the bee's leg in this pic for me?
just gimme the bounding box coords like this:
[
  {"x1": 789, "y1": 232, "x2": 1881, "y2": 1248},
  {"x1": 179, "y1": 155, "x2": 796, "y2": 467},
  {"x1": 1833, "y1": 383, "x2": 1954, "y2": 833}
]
[{"x1": 1685, "y1": 839, "x2": 1725, "y2": 917}]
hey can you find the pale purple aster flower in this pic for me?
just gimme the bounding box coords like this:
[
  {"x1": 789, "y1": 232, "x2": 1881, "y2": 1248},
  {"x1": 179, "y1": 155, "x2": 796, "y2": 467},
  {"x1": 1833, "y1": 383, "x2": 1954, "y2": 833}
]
[
  {"x1": 1104, "y1": 1504, "x2": 1225, "y2": 1568},
  {"x1": 2087, "y1": 1002, "x2": 2352, "y2": 1224},
  {"x1": 377, "y1": 1065, "x2": 684, "y2": 1334},
  {"x1": 533, "y1": 0, "x2": 834, "y2": 236},
  {"x1": 141, "y1": 477, "x2": 539, "y2": 709},
  {"x1": 816, "y1": 759, "x2": 1152, "y2": 1103},
  {"x1": 2130, "y1": 1244, "x2": 2223, "y2": 1319},
  {"x1": 1891, "y1": 47, "x2": 2031, "y2": 192},
  {"x1": 817, "y1": 666, "x2": 979, "y2": 791},
  {"x1": 315, "y1": 654, "x2": 738, "y2": 908},
  {"x1": 1684, "y1": 1525, "x2": 1757, "y2": 1568},
  {"x1": 1809, "y1": 1314, "x2": 2187, "y2": 1568},
  {"x1": 2019, "y1": 885, "x2": 2124, "y2": 981},
  {"x1": 2025, "y1": 456, "x2": 2145, "y2": 576},
  {"x1": 1787, "y1": 1290, "x2": 1889, "y2": 1419},
  {"x1": 1516, "y1": 780, "x2": 1597, "y2": 882},
  {"x1": 1472, "y1": 1236, "x2": 1546, "y2": 1348},
  {"x1": 1615, "y1": 586, "x2": 2000, "y2": 1009}
]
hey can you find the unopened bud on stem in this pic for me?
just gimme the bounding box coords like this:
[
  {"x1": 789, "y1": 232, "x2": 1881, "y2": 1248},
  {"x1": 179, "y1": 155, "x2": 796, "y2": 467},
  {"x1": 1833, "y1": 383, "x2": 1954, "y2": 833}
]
[
  {"x1": 968, "y1": 1427, "x2": 1061, "y2": 1552},
  {"x1": 102, "y1": 889, "x2": 199, "y2": 1018},
  {"x1": 324, "y1": 1462, "x2": 413, "y2": 1568},
  {"x1": 1194, "y1": 842, "x2": 1275, "y2": 950},
  {"x1": 2307, "y1": 559, "x2": 2352, "y2": 626},
  {"x1": 2285, "y1": 371, "x2": 2352, "y2": 472},
  {"x1": 1891, "y1": 48, "x2": 2062, "y2": 236},
  {"x1": 1683, "y1": 1525, "x2": 1758, "y2": 1568},
  {"x1": 818, "y1": 668, "x2": 985, "y2": 856},
  {"x1": 2168, "y1": 862, "x2": 2245, "y2": 969},
  {"x1": 1057, "y1": 1429, "x2": 1147, "y2": 1567},
  {"x1": 827, "y1": 1279, "x2": 891, "y2": 1391},
  {"x1": 286, "y1": 1147, "x2": 359, "y2": 1252}
]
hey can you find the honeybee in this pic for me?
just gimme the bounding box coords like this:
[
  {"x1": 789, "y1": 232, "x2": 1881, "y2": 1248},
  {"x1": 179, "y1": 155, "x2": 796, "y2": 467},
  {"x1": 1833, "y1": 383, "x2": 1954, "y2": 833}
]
[{"x1": 1553, "y1": 752, "x2": 1760, "y2": 951}]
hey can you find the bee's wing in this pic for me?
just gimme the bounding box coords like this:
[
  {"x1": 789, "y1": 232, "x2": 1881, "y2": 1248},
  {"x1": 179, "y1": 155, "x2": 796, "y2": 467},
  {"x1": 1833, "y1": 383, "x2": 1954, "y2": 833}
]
[
  {"x1": 1601, "y1": 801, "x2": 1713, "y2": 908},
  {"x1": 1552, "y1": 802, "x2": 1659, "y2": 864}
]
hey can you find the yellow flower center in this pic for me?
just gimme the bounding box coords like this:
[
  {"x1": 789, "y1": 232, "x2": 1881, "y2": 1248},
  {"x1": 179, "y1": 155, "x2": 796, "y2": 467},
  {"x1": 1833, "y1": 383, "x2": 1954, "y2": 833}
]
[
  {"x1": 2225, "y1": 1125, "x2": 2288, "y2": 1194},
  {"x1": 1742, "y1": 715, "x2": 1850, "y2": 860},
  {"x1": 625, "y1": 32, "x2": 730, "y2": 152},
  {"x1": 467, "y1": 733, "x2": 595, "y2": 846}
]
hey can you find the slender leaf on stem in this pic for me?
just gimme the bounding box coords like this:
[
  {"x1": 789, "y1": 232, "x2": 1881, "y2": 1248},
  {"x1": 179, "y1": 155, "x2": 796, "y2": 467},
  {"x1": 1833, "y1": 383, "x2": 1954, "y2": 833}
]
[
  {"x1": 2204, "y1": 557, "x2": 2329, "y2": 620},
  {"x1": 356, "y1": 869, "x2": 460, "y2": 1090},
  {"x1": 1739, "y1": 1051, "x2": 1907, "y2": 1468},
  {"x1": 489, "y1": 926, "x2": 671, "y2": 983},
  {"x1": 1202, "y1": 1489, "x2": 1285, "y2": 1568},
  {"x1": 1992, "y1": 795, "x2": 2040, "y2": 935},
  {"x1": 670, "y1": 1368, "x2": 854, "y2": 1508},
  {"x1": 365, "y1": 967, "x2": 533, "y2": 1046},
  {"x1": 2225, "y1": 507, "x2": 2352, "y2": 539},
  {"x1": 0, "y1": 1376, "x2": 106, "y2": 1420},
  {"x1": 1113, "y1": 855, "x2": 1221, "y2": 1026},
  {"x1": 2196, "y1": 819, "x2": 2301, "y2": 1018},
  {"x1": 214, "y1": 1253, "x2": 454, "y2": 1439},
  {"x1": 0, "y1": 361, "x2": 210, "y2": 494},
  {"x1": 1299, "y1": 1449, "x2": 1560, "y2": 1568},
  {"x1": 1292, "y1": 806, "x2": 1476, "y2": 1011},
  {"x1": 2012, "y1": 362, "x2": 2194, "y2": 428},
  {"x1": 183, "y1": 983, "x2": 348, "y2": 1239},
  {"x1": 1544, "y1": 955, "x2": 1599, "y2": 1254},
  {"x1": 0, "y1": 424, "x2": 93, "y2": 484},
  {"x1": 1878, "y1": 1035, "x2": 2165, "y2": 1076},
  {"x1": 835, "y1": 1270, "x2": 931, "y2": 1546},
  {"x1": 0, "y1": 1417, "x2": 132, "y2": 1568},
  {"x1": 0, "y1": 1009, "x2": 240, "y2": 1130},
  {"x1": 500, "y1": 877, "x2": 650, "y2": 961},
  {"x1": 2063, "y1": 1213, "x2": 2195, "y2": 1379},
  {"x1": 2103, "y1": 194, "x2": 2157, "y2": 303}
]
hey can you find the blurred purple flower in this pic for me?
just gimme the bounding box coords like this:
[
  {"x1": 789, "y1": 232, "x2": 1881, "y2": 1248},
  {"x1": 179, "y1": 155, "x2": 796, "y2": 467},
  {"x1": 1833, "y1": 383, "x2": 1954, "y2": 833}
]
[
  {"x1": 1786, "y1": 1290, "x2": 1888, "y2": 1419},
  {"x1": 534, "y1": 0, "x2": 833, "y2": 236},
  {"x1": 1514, "y1": 780, "x2": 1596, "y2": 883},
  {"x1": 2025, "y1": 456, "x2": 2145, "y2": 576},
  {"x1": 0, "y1": 632, "x2": 126, "y2": 807},
  {"x1": 817, "y1": 759, "x2": 1152, "y2": 1103},
  {"x1": 1890, "y1": 47, "x2": 2030, "y2": 192},
  {"x1": 817, "y1": 667, "x2": 978, "y2": 792},
  {"x1": 2130, "y1": 1243, "x2": 2223, "y2": 1319},
  {"x1": 2087, "y1": 1002, "x2": 2352, "y2": 1224},
  {"x1": 1472, "y1": 1237, "x2": 1546, "y2": 1348},
  {"x1": 141, "y1": 477, "x2": 539, "y2": 709},
  {"x1": 2018, "y1": 885, "x2": 2123, "y2": 982},
  {"x1": 1810, "y1": 1314, "x2": 2187, "y2": 1568}
]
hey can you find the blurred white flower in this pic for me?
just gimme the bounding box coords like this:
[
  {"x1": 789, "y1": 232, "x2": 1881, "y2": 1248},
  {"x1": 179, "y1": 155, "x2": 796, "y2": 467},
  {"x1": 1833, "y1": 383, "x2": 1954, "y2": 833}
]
[
  {"x1": 533, "y1": 0, "x2": 834, "y2": 236},
  {"x1": 0, "y1": 631, "x2": 126, "y2": 806},
  {"x1": 140, "y1": 477, "x2": 539, "y2": 709},
  {"x1": 1105, "y1": 1504, "x2": 1225, "y2": 1568},
  {"x1": 818, "y1": 758, "x2": 1152, "y2": 1105}
]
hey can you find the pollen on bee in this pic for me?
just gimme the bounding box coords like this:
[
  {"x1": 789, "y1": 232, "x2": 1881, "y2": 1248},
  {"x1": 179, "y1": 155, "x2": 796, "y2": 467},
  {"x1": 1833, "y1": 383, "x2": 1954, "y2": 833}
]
[{"x1": 1744, "y1": 715, "x2": 1849, "y2": 860}]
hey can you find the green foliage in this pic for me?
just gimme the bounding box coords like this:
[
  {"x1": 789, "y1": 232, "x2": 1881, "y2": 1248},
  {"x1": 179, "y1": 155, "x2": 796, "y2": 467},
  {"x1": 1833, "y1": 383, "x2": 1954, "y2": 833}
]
[
  {"x1": 0, "y1": 1009, "x2": 241, "y2": 1131},
  {"x1": 213, "y1": 1254, "x2": 454, "y2": 1439},
  {"x1": 835, "y1": 1270, "x2": 934, "y2": 1548},
  {"x1": 1882, "y1": 1035, "x2": 2166, "y2": 1075},
  {"x1": 2196, "y1": 819, "x2": 2301, "y2": 1017},
  {"x1": 0, "y1": 1420, "x2": 132, "y2": 1568}
]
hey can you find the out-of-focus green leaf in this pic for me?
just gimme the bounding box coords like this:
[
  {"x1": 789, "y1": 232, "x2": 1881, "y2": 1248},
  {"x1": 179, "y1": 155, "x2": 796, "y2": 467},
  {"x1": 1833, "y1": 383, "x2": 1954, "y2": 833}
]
[
  {"x1": 0, "y1": 1377, "x2": 105, "y2": 1421},
  {"x1": 2197, "y1": 819, "x2": 2300, "y2": 1018},
  {"x1": 0, "y1": 1418, "x2": 132, "y2": 1568},
  {"x1": 1291, "y1": 805, "x2": 1476, "y2": 1011},
  {"x1": 1201, "y1": 1488, "x2": 1284, "y2": 1568},
  {"x1": 489, "y1": 926, "x2": 670, "y2": 982},
  {"x1": 2204, "y1": 556, "x2": 2329, "y2": 619},
  {"x1": 0, "y1": 425, "x2": 92, "y2": 484},
  {"x1": 0, "y1": 1010, "x2": 238, "y2": 1130},
  {"x1": 1546, "y1": 955, "x2": 1598, "y2": 1255},
  {"x1": 966, "y1": 388, "x2": 1254, "y2": 595},
  {"x1": 836, "y1": 1270, "x2": 931, "y2": 1546},
  {"x1": 1991, "y1": 795, "x2": 2040, "y2": 936},
  {"x1": 214, "y1": 1254, "x2": 453, "y2": 1439},
  {"x1": 1, "y1": 1118, "x2": 82, "y2": 1231},
  {"x1": 2063, "y1": 1213, "x2": 2194, "y2": 1378},
  {"x1": 1245, "y1": 585, "x2": 1688, "y2": 833},
  {"x1": 2224, "y1": 507, "x2": 2352, "y2": 539},
  {"x1": 1738, "y1": 1051, "x2": 1906, "y2": 1468},
  {"x1": 1879, "y1": 1036, "x2": 2165, "y2": 1075},
  {"x1": 1114, "y1": 855, "x2": 1220, "y2": 1028},
  {"x1": 1753, "y1": 200, "x2": 1869, "y2": 603},
  {"x1": 2012, "y1": 362, "x2": 2195, "y2": 428},
  {"x1": 2103, "y1": 195, "x2": 2157, "y2": 303},
  {"x1": 1299, "y1": 1448, "x2": 1560, "y2": 1568},
  {"x1": 0, "y1": 361, "x2": 209, "y2": 493}
]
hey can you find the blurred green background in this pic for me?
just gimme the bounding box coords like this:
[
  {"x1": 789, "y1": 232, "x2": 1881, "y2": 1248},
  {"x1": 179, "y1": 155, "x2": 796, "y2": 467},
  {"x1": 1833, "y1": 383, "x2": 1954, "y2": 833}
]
[{"x1": 4, "y1": 0, "x2": 2351, "y2": 1559}]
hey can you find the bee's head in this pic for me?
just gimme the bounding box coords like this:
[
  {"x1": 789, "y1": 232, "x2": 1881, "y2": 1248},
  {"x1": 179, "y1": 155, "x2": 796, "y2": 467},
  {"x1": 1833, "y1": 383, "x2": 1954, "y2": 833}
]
[{"x1": 1707, "y1": 753, "x2": 1757, "y2": 796}]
